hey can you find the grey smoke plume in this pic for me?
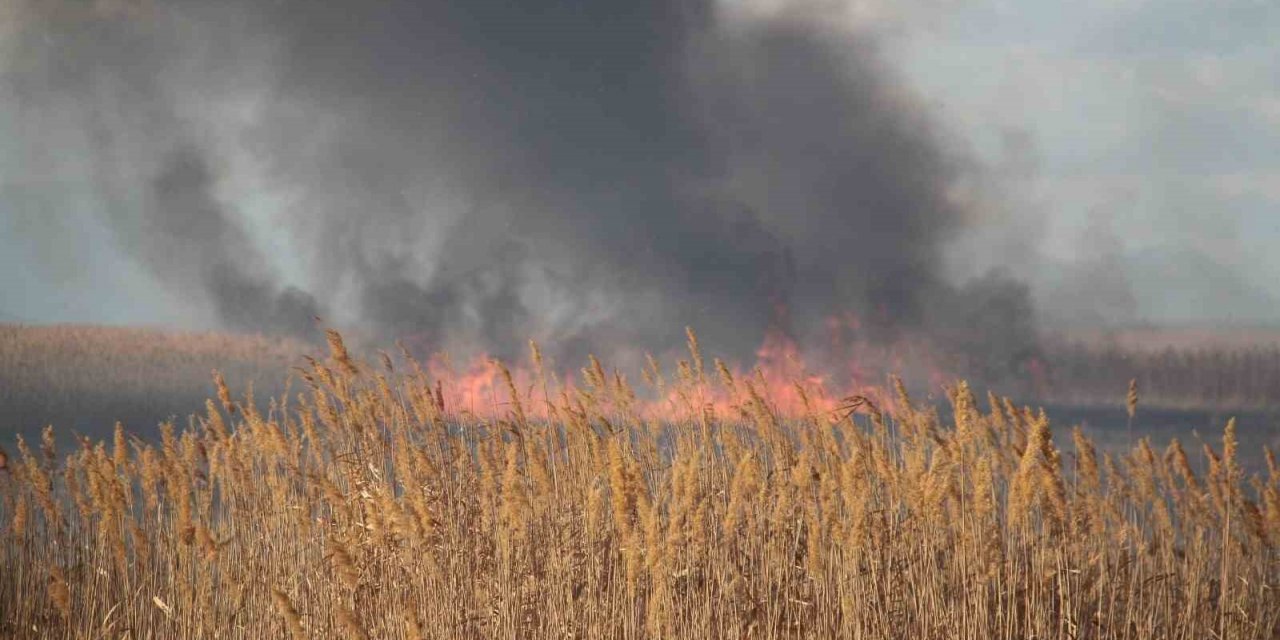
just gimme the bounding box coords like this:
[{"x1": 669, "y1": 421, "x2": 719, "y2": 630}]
[
  {"x1": 149, "y1": 146, "x2": 321, "y2": 337},
  {"x1": 1, "y1": 2, "x2": 319, "y2": 337},
  {"x1": 0, "y1": 0, "x2": 1039, "y2": 380}
]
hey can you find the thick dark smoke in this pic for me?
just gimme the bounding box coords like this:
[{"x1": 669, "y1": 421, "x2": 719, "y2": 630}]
[{"x1": 1, "y1": 0, "x2": 1039, "y2": 380}]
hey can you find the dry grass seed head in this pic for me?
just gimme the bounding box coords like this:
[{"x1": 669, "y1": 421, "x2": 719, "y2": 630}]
[
  {"x1": 48, "y1": 565, "x2": 71, "y2": 620},
  {"x1": 271, "y1": 587, "x2": 306, "y2": 640},
  {"x1": 337, "y1": 605, "x2": 371, "y2": 640},
  {"x1": 327, "y1": 538, "x2": 361, "y2": 589}
]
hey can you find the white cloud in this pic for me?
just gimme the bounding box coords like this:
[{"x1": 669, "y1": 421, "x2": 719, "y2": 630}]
[
  {"x1": 1247, "y1": 94, "x2": 1280, "y2": 128},
  {"x1": 1209, "y1": 171, "x2": 1280, "y2": 202}
]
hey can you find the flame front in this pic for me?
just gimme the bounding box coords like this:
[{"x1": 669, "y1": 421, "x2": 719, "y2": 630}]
[{"x1": 409, "y1": 310, "x2": 974, "y2": 425}]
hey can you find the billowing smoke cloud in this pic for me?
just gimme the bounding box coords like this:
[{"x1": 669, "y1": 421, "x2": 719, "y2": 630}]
[
  {"x1": 0, "y1": 1, "x2": 319, "y2": 336},
  {"x1": 0, "y1": 0, "x2": 1039, "y2": 380}
]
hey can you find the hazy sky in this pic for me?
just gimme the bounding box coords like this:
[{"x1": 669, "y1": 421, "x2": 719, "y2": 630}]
[
  {"x1": 899, "y1": 0, "x2": 1280, "y2": 324},
  {"x1": 0, "y1": 0, "x2": 1277, "y2": 331}
]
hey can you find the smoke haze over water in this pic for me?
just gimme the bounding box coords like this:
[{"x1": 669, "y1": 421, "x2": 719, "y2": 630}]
[{"x1": 0, "y1": 0, "x2": 1042, "y2": 379}]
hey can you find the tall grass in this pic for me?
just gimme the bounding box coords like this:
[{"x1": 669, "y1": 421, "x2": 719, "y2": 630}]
[{"x1": 1, "y1": 329, "x2": 1278, "y2": 638}]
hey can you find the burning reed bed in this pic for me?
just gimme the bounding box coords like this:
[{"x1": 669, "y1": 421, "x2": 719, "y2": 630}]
[{"x1": 2, "y1": 330, "x2": 1279, "y2": 639}]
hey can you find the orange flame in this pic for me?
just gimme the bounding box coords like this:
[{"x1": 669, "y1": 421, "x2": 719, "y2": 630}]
[{"x1": 411, "y1": 308, "x2": 974, "y2": 425}]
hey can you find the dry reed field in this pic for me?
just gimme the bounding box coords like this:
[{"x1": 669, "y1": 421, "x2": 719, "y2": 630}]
[
  {"x1": 2, "y1": 329, "x2": 1279, "y2": 639},
  {"x1": 1040, "y1": 335, "x2": 1280, "y2": 411},
  {"x1": 0, "y1": 324, "x2": 305, "y2": 443}
]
